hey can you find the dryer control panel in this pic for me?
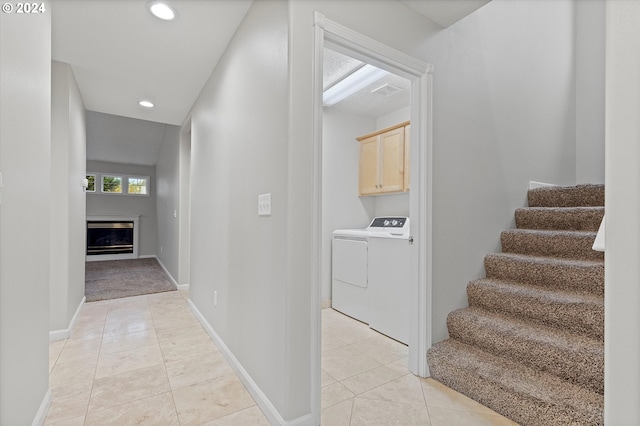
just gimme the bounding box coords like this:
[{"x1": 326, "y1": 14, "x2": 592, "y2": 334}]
[{"x1": 368, "y1": 217, "x2": 407, "y2": 229}]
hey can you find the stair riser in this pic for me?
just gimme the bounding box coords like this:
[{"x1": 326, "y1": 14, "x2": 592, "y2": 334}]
[
  {"x1": 501, "y1": 231, "x2": 604, "y2": 261},
  {"x1": 427, "y1": 347, "x2": 603, "y2": 426},
  {"x1": 515, "y1": 208, "x2": 604, "y2": 232},
  {"x1": 485, "y1": 255, "x2": 604, "y2": 295},
  {"x1": 467, "y1": 281, "x2": 604, "y2": 340},
  {"x1": 447, "y1": 311, "x2": 603, "y2": 394},
  {"x1": 528, "y1": 184, "x2": 604, "y2": 208}
]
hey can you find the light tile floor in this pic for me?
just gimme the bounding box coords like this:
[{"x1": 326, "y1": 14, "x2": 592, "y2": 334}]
[
  {"x1": 321, "y1": 308, "x2": 520, "y2": 426},
  {"x1": 47, "y1": 291, "x2": 518, "y2": 425},
  {"x1": 46, "y1": 290, "x2": 270, "y2": 426}
]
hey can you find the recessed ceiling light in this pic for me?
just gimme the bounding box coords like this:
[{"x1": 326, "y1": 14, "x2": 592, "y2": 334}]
[
  {"x1": 146, "y1": 1, "x2": 177, "y2": 21},
  {"x1": 139, "y1": 100, "x2": 154, "y2": 108}
]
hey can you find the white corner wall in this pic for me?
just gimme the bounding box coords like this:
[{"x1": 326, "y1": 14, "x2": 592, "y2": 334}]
[
  {"x1": 156, "y1": 125, "x2": 181, "y2": 282},
  {"x1": 576, "y1": 0, "x2": 605, "y2": 184},
  {"x1": 187, "y1": 0, "x2": 302, "y2": 421},
  {"x1": 86, "y1": 160, "x2": 158, "y2": 257},
  {"x1": 420, "y1": 0, "x2": 578, "y2": 342},
  {"x1": 604, "y1": 1, "x2": 640, "y2": 423},
  {"x1": 50, "y1": 61, "x2": 87, "y2": 335},
  {"x1": 0, "y1": 2, "x2": 52, "y2": 424}
]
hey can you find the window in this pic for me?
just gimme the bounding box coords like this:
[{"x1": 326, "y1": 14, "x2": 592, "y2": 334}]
[
  {"x1": 101, "y1": 175, "x2": 123, "y2": 193},
  {"x1": 88, "y1": 172, "x2": 151, "y2": 196},
  {"x1": 127, "y1": 176, "x2": 148, "y2": 195},
  {"x1": 86, "y1": 174, "x2": 96, "y2": 192}
]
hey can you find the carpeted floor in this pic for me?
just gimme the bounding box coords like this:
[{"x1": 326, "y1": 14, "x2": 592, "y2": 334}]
[{"x1": 85, "y1": 258, "x2": 176, "y2": 302}]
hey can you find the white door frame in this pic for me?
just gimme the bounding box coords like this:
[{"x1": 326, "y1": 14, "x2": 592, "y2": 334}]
[{"x1": 311, "y1": 13, "x2": 434, "y2": 412}]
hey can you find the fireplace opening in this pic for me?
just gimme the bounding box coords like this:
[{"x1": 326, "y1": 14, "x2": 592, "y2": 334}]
[{"x1": 87, "y1": 221, "x2": 134, "y2": 255}]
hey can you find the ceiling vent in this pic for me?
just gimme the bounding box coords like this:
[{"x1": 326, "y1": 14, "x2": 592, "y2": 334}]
[{"x1": 371, "y1": 83, "x2": 403, "y2": 97}]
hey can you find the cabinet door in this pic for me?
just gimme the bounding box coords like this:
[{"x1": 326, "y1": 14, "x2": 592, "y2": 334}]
[
  {"x1": 358, "y1": 136, "x2": 379, "y2": 195},
  {"x1": 379, "y1": 127, "x2": 405, "y2": 193},
  {"x1": 404, "y1": 124, "x2": 410, "y2": 191}
]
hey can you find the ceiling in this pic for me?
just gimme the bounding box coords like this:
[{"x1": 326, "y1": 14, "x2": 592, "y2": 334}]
[
  {"x1": 323, "y1": 49, "x2": 411, "y2": 118},
  {"x1": 52, "y1": 0, "x2": 252, "y2": 127},
  {"x1": 52, "y1": 0, "x2": 490, "y2": 166}
]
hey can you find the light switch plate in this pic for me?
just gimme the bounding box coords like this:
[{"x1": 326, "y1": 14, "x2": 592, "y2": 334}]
[{"x1": 258, "y1": 193, "x2": 271, "y2": 216}]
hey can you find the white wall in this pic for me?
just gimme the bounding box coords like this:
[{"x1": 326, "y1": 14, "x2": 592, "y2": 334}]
[
  {"x1": 0, "y1": 2, "x2": 52, "y2": 424},
  {"x1": 178, "y1": 129, "x2": 191, "y2": 287},
  {"x1": 86, "y1": 161, "x2": 157, "y2": 257},
  {"x1": 50, "y1": 61, "x2": 87, "y2": 334},
  {"x1": 321, "y1": 109, "x2": 375, "y2": 303},
  {"x1": 604, "y1": 1, "x2": 640, "y2": 423},
  {"x1": 576, "y1": 0, "x2": 605, "y2": 184},
  {"x1": 187, "y1": 0, "x2": 302, "y2": 421},
  {"x1": 156, "y1": 125, "x2": 181, "y2": 281},
  {"x1": 420, "y1": 0, "x2": 578, "y2": 342}
]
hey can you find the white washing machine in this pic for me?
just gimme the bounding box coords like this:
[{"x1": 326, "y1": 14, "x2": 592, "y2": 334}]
[
  {"x1": 367, "y1": 217, "x2": 411, "y2": 344},
  {"x1": 332, "y1": 217, "x2": 410, "y2": 343}
]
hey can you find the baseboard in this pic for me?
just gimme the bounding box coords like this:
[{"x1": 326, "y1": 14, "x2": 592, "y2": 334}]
[
  {"x1": 31, "y1": 387, "x2": 51, "y2": 426},
  {"x1": 529, "y1": 181, "x2": 558, "y2": 190},
  {"x1": 187, "y1": 299, "x2": 312, "y2": 425},
  {"x1": 153, "y1": 256, "x2": 180, "y2": 290},
  {"x1": 321, "y1": 299, "x2": 332, "y2": 309},
  {"x1": 176, "y1": 283, "x2": 190, "y2": 290},
  {"x1": 49, "y1": 296, "x2": 86, "y2": 342}
]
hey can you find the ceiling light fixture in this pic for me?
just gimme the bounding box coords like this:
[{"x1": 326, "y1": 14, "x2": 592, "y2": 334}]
[
  {"x1": 323, "y1": 64, "x2": 389, "y2": 106},
  {"x1": 139, "y1": 100, "x2": 154, "y2": 108},
  {"x1": 146, "y1": 1, "x2": 177, "y2": 21}
]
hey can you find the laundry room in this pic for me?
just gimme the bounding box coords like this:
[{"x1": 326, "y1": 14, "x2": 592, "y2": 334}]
[{"x1": 320, "y1": 47, "x2": 412, "y2": 343}]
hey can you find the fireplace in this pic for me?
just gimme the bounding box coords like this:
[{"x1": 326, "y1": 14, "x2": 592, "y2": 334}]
[
  {"x1": 86, "y1": 215, "x2": 139, "y2": 260},
  {"x1": 87, "y1": 221, "x2": 134, "y2": 255}
]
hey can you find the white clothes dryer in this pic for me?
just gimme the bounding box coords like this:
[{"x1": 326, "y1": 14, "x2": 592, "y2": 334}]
[{"x1": 331, "y1": 228, "x2": 370, "y2": 323}]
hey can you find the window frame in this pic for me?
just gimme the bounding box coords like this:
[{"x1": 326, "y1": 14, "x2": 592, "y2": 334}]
[
  {"x1": 86, "y1": 174, "x2": 96, "y2": 193},
  {"x1": 101, "y1": 174, "x2": 123, "y2": 194},
  {"x1": 126, "y1": 175, "x2": 150, "y2": 196},
  {"x1": 87, "y1": 172, "x2": 151, "y2": 197}
]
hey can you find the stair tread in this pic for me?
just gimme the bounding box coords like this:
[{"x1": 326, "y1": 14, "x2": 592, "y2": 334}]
[
  {"x1": 503, "y1": 228, "x2": 597, "y2": 237},
  {"x1": 467, "y1": 278, "x2": 604, "y2": 340},
  {"x1": 528, "y1": 184, "x2": 604, "y2": 207},
  {"x1": 486, "y1": 252, "x2": 603, "y2": 266},
  {"x1": 500, "y1": 229, "x2": 603, "y2": 261},
  {"x1": 449, "y1": 306, "x2": 603, "y2": 354},
  {"x1": 428, "y1": 339, "x2": 604, "y2": 425},
  {"x1": 469, "y1": 278, "x2": 603, "y2": 305},
  {"x1": 515, "y1": 207, "x2": 604, "y2": 232}
]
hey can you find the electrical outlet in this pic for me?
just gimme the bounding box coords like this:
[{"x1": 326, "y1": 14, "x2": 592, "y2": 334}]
[
  {"x1": 258, "y1": 193, "x2": 271, "y2": 216},
  {"x1": 213, "y1": 291, "x2": 218, "y2": 306}
]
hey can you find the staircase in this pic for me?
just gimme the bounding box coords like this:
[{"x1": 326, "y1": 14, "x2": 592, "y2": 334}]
[{"x1": 427, "y1": 184, "x2": 604, "y2": 426}]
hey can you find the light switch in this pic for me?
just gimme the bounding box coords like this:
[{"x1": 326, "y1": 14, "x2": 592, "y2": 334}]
[{"x1": 258, "y1": 193, "x2": 271, "y2": 216}]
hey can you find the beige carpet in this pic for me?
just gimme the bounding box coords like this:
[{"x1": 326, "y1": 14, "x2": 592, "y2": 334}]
[
  {"x1": 427, "y1": 184, "x2": 604, "y2": 425},
  {"x1": 85, "y1": 258, "x2": 176, "y2": 302}
]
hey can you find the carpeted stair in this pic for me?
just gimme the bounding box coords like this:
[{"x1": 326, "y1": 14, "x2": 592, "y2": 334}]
[{"x1": 427, "y1": 184, "x2": 604, "y2": 425}]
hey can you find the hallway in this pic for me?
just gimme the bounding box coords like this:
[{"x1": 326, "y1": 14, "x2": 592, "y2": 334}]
[{"x1": 46, "y1": 291, "x2": 517, "y2": 425}]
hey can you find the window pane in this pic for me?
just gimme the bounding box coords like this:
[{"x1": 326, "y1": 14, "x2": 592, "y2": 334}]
[
  {"x1": 86, "y1": 175, "x2": 95, "y2": 192},
  {"x1": 102, "y1": 175, "x2": 122, "y2": 193},
  {"x1": 128, "y1": 177, "x2": 148, "y2": 195}
]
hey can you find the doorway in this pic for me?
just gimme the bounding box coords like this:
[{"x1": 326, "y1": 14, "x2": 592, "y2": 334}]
[{"x1": 312, "y1": 14, "x2": 434, "y2": 419}]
